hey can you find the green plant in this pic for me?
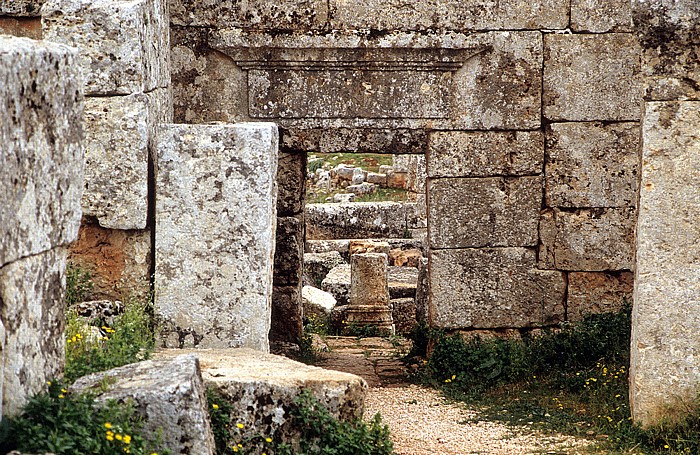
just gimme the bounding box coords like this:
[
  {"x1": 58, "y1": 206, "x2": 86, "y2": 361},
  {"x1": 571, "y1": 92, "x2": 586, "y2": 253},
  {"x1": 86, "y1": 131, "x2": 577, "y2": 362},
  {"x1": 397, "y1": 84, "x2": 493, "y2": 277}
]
[
  {"x1": 0, "y1": 380, "x2": 166, "y2": 455},
  {"x1": 66, "y1": 263, "x2": 93, "y2": 306},
  {"x1": 344, "y1": 322, "x2": 380, "y2": 339},
  {"x1": 65, "y1": 298, "x2": 155, "y2": 383}
]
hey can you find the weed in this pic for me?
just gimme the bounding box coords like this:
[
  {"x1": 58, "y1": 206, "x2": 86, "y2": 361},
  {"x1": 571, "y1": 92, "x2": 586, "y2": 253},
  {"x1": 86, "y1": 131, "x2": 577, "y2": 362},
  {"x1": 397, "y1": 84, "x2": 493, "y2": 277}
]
[
  {"x1": 65, "y1": 263, "x2": 93, "y2": 306},
  {"x1": 344, "y1": 322, "x2": 380, "y2": 339}
]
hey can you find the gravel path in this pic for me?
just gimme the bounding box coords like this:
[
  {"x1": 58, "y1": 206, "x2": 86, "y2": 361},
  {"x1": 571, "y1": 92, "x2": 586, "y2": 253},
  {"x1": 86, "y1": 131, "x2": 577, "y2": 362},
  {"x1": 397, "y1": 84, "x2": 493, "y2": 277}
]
[{"x1": 365, "y1": 385, "x2": 592, "y2": 455}]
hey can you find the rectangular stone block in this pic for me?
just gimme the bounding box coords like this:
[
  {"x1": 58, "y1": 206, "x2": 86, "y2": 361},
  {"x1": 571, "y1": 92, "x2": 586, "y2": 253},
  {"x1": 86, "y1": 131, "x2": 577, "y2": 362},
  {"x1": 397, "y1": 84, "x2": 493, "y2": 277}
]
[
  {"x1": 0, "y1": 0, "x2": 43, "y2": 15},
  {"x1": 170, "y1": 0, "x2": 329, "y2": 30},
  {"x1": 631, "y1": 101, "x2": 700, "y2": 426},
  {"x1": 633, "y1": 0, "x2": 700, "y2": 101},
  {"x1": 539, "y1": 208, "x2": 635, "y2": 271},
  {"x1": 329, "y1": 0, "x2": 569, "y2": 31},
  {"x1": 406, "y1": 155, "x2": 426, "y2": 193},
  {"x1": 567, "y1": 272, "x2": 633, "y2": 322},
  {"x1": 42, "y1": 0, "x2": 169, "y2": 95},
  {"x1": 155, "y1": 123, "x2": 278, "y2": 352},
  {"x1": 306, "y1": 202, "x2": 408, "y2": 240},
  {"x1": 428, "y1": 131, "x2": 543, "y2": 178},
  {"x1": 283, "y1": 128, "x2": 428, "y2": 155},
  {"x1": 455, "y1": 31, "x2": 542, "y2": 129},
  {"x1": 429, "y1": 248, "x2": 565, "y2": 329},
  {"x1": 0, "y1": 17, "x2": 42, "y2": 39},
  {"x1": 428, "y1": 177, "x2": 542, "y2": 249},
  {"x1": 545, "y1": 122, "x2": 640, "y2": 208},
  {"x1": 0, "y1": 36, "x2": 83, "y2": 266},
  {"x1": 274, "y1": 215, "x2": 304, "y2": 286},
  {"x1": 277, "y1": 151, "x2": 306, "y2": 216},
  {"x1": 544, "y1": 34, "x2": 641, "y2": 121},
  {"x1": 0, "y1": 248, "x2": 67, "y2": 416},
  {"x1": 82, "y1": 94, "x2": 150, "y2": 230},
  {"x1": 571, "y1": 0, "x2": 632, "y2": 33},
  {"x1": 271, "y1": 284, "x2": 303, "y2": 344}
]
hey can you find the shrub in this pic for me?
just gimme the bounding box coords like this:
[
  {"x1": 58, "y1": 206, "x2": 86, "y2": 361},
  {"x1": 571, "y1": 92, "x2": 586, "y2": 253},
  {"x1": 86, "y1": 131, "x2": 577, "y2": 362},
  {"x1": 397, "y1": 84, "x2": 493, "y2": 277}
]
[{"x1": 65, "y1": 264, "x2": 93, "y2": 306}]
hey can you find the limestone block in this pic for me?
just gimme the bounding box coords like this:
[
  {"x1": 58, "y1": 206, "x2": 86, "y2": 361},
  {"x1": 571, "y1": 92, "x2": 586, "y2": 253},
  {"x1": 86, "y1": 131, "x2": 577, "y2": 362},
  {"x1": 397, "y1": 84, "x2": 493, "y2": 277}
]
[
  {"x1": 631, "y1": 101, "x2": 700, "y2": 426},
  {"x1": 0, "y1": 17, "x2": 42, "y2": 39},
  {"x1": 274, "y1": 216, "x2": 304, "y2": 286},
  {"x1": 429, "y1": 131, "x2": 543, "y2": 178},
  {"x1": 170, "y1": 0, "x2": 328, "y2": 30},
  {"x1": 350, "y1": 253, "x2": 389, "y2": 307},
  {"x1": 0, "y1": 0, "x2": 43, "y2": 15},
  {"x1": 632, "y1": 0, "x2": 700, "y2": 100},
  {"x1": 455, "y1": 31, "x2": 542, "y2": 130},
  {"x1": 406, "y1": 155, "x2": 426, "y2": 193},
  {"x1": 306, "y1": 202, "x2": 407, "y2": 240},
  {"x1": 71, "y1": 355, "x2": 215, "y2": 455},
  {"x1": 82, "y1": 94, "x2": 150, "y2": 230},
  {"x1": 415, "y1": 257, "x2": 429, "y2": 323},
  {"x1": 428, "y1": 177, "x2": 542, "y2": 249},
  {"x1": 406, "y1": 194, "x2": 428, "y2": 230},
  {"x1": 303, "y1": 251, "x2": 346, "y2": 288},
  {"x1": 322, "y1": 264, "x2": 417, "y2": 305},
  {"x1": 349, "y1": 240, "x2": 391, "y2": 256},
  {"x1": 322, "y1": 264, "x2": 351, "y2": 306},
  {"x1": 387, "y1": 266, "x2": 419, "y2": 299},
  {"x1": 366, "y1": 172, "x2": 387, "y2": 186},
  {"x1": 429, "y1": 248, "x2": 566, "y2": 329},
  {"x1": 271, "y1": 284, "x2": 303, "y2": 344},
  {"x1": 0, "y1": 36, "x2": 83, "y2": 266},
  {"x1": 68, "y1": 222, "x2": 151, "y2": 301},
  {"x1": 155, "y1": 348, "x2": 367, "y2": 447},
  {"x1": 302, "y1": 286, "x2": 337, "y2": 319},
  {"x1": 42, "y1": 0, "x2": 169, "y2": 95},
  {"x1": 545, "y1": 122, "x2": 640, "y2": 208},
  {"x1": 391, "y1": 297, "x2": 417, "y2": 335},
  {"x1": 539, "y1": 208, "x2": 636, "y2": 271},
  {"x1": 306, "y1": 239, "x2": 351, "y2": 257},
  {"x1": 278, "y1": 151, "x2": 306, "y2": 216},
  {"x1": 386, "y1": 171, "x2": 407, "y2": 189},
  {"x1": 567, "y1": 272, "x2": 633, "y2": 322},
  {"x1": 544, "y1": 34, "x2": 641, "y2": 121},
  {"x1": 389, "y1": 248, "x2": 422, "y2": 268},
  {"x1": 571, "y1": 0, "x2": 632, "y2": 33},
  {"x1": 0, "y1": 248, "x2": 67, "y2": 416},
  {"x1": 156, "y1": 123, "x2": 278, "y2": 351},
  {"x1": 329, "y1": 0, "x2": 568, "y2": 31},
  {"x1": 293, "y1": 128, "x2": 427, "y2": 155}
]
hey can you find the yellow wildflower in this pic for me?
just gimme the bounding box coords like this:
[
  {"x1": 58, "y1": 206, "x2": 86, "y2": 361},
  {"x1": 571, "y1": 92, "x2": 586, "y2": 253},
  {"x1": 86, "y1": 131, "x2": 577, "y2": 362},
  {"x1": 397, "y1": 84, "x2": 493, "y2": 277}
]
[
  {"x1": 212, "y1": 404, "x2": 219, "y2": 410},
  {"x1": 105, "y1": 423, "x2": 113, "y2": 429},
  {"x1": 123, "y1": 435, "x2": 131, "y2": 444},
  {"x1": 116, "y1": 433, "x2": 123, "y2": 441},
  {"x1": 58, "y1": 394, "x2": 65, "y2": 399},
  {"x1": 237, "y1": 423, "x2": 244, "y2": 429},
  {"x1": 266, "y1": 437, "x2": 272, "y2": 443}
]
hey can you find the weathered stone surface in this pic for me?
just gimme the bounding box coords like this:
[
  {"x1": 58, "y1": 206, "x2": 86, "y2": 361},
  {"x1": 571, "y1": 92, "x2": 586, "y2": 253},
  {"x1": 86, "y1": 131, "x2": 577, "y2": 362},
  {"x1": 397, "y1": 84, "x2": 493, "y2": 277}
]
[
  {"x1": 156, "y1": 123, "x2": 278, "y2": 351},
  {"x1": 428, "y1": 177, "x2": 542, "y2": 249},
  {"x1": 406, "y1": 195, "x2": 427, "y2": 230},
  {"x1": 274, "y1": 216, "x2": 304, "y2": 286},
  {"x1": 429, "y1": 131, "x2": 543, "y2": 178},
  {"x1": 350, "y1": 253, "x2": 389, "y2": 307},
  {"x1": 0, "y1": 248, "x2": 67, "y2": 416},
  {"x1": 71, "y1": 355, "x2": 215, "y2": 455},
  {"x1": 539, "y1": 208, "x2": 636, "y2": 271},
  {"x1": 329, "y1": 0, "x2": 568, "y2": 31},
  {"x1": 271, "y1": 284, "x2": 303, "y2": 344},
  {"x1": 0, "y1": 17, "x2": 41, "y2": 39},
  {"x1": 42, "y1": 0, "x2": 169, "y2": 95},
  {"x1": 415, "y1": 257, "x2": 429, "y2": 323},
  {"x1": 389, "y1": 248, "x2": 422, "y2": 267},
  {"x1": 545, "y1": 122, "x2": 640, "y2": 208},
  {"x1": 390, "y1": 297, "x2": 417, "y2": 335},
  {"x1": 303, "y1": 251, "x2": 346, "y2": 288},
  {"x1": 170, "y1": 0, "x2": 328, "y2": 30},
  {"x1": 568, "y1": 272, "x2": 633, "y2": 322},
  {"x1": 155, "y1": 348, "x2": 367, "y2": 447},
  {"x1": 349, "y1": 240, "x2": 391, "y2": 256},
  {"x1": 544, "y1": 34, "x2": 641, "y2": 121},
  {"x1": 429, "y1": 248, "x2": 566, "y2": 329},
  {"x1": 306, "y1": 202, "x2": 407, "y2": 240},
  {"x1": 302, "y1": 285, "x2": 337, "y2": 319},
  {"x1": 306, "y1": 239, "x2": 351, "y2": 256},
  {"x1": 0, "y1": 36, "x2": 83, "y2": 266},
  {"x1": 68, "y1": 221, "x2": 151, "y2": 301},
  {"x1": 283, "y1": 128, "x2": 428, "y2": 155},
  {"x1": 322, "y1": 264, "x2": 417, "y2": 306},
  {"x1": 278, "y1": 151, "x2": 306, "y2": 215},
  {"x1": 405, "y1": 155, "x2": 426, "y2": 193},
  {"x1": 322, "y1": 264, "x2": 352, "y2": 306},
  {"x1": 633, "y1": 0, "x2": 700, "y2": 101},
  {"x1": 571, "y1": 0, "x2": 632, "y2": 33},
  {"x1": 0, "y1": 0, "x2": 43, "y2": 15},
  {"x1": 455, "y1": 31, "x2": 542, "y2": 129},
  {"x1": 631, "y1": 101, "x2": 700, "y2": 426}
]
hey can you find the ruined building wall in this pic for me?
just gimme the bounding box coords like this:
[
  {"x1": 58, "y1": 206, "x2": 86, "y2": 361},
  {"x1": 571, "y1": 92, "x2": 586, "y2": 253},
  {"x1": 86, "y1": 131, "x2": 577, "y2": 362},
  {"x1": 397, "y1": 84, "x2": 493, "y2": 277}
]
[{"x1": 169, "y1": 0, "x2": 641, "y2": 338}]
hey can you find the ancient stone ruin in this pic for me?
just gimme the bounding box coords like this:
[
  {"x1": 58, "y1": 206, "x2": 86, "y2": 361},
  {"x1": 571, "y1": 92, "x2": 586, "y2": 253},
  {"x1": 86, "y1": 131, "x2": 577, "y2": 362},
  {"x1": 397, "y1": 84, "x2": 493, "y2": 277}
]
[{"x1": 0, "y1": 0, "x2": 699, "y2": 431}]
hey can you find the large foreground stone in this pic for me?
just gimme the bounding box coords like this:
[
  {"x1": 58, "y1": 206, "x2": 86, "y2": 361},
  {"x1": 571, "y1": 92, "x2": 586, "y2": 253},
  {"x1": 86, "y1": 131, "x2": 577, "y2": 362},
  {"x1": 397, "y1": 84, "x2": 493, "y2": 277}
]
[
  {"x1": 0, "y1": 36, "x2": 83, "y2": 266},
  {"x1": 429, "y1": 248, "x2": 565, "y2": 329},
  {"x1": 156, "y1": 123, "x2": 278, "y2": 351},
  {"x1": 71, "y1": 355, "x2": 215, "y2": 455},
  {"x1": 631, "y1": 101, "x2": 700, "y2": 426},
  {"x1": 155, "y1": 348, "x2": 367, "y2": 446},
  {"x1": 306, "y1": 202, "x2": 408, "y2": 240},
  {"x1": 0, "y1": 248, "x2": 67, "y2": 416}
]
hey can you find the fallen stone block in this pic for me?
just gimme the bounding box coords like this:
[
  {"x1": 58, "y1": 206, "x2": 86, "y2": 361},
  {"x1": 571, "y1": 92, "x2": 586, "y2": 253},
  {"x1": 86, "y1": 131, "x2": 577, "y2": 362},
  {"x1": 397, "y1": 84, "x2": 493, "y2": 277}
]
[
  {"x1": 303, "y1": 251, "x2": 346, "y2": 288},
  {"x1": 71, "y1": 355, "x2": 215, "y2": 455},
  {"x1": 306, "y1": 202, "x2": 408, "y2": 240},
  {"x1": 302, "y1": 285, "x2": 337, "y2": 319}
]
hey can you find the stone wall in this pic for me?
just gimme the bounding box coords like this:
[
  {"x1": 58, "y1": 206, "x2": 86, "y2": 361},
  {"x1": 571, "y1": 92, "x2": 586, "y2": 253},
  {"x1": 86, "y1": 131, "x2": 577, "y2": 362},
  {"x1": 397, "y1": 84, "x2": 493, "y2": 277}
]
[
  {"x1": 170, "y1": 0, "x2": 641, "y2": 335},
  {"x1": 0, "y1": 35, "x2": 83, "y2": 416},
  {"x1": 630, "y1": 0, "x2": 700, "y2": 427}
]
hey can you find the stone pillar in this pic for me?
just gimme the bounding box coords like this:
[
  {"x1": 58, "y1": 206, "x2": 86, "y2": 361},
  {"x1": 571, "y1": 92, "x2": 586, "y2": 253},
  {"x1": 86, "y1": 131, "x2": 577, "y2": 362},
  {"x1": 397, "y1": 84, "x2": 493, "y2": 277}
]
[
  {"x1": 155, "y1": 123, "x2": 278, "y2": 352},
  {"x1": 345, "y1": 253, "x2": 394, "y2": 336},
  {"x1": 0, "y1": 36, "x2": 84, "y2": 416}
]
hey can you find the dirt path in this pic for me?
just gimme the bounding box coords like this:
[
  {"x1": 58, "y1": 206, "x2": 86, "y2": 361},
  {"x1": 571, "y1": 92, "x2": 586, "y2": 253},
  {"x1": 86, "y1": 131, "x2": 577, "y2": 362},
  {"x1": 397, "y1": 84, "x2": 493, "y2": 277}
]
[{"x1": 315, "y1": 336, "x2": 593, "y2": 455}]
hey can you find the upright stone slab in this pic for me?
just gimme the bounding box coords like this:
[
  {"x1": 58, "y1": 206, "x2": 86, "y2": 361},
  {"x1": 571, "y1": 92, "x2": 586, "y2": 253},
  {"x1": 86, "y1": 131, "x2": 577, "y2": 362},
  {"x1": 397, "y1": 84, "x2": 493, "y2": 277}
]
[
  {"x1": 345, "y1": 253, "x2": 394, "y2": 335},
  {"x1": 631, "y1": 101, "x2": 700, "y2": 426},
  {"x1": 156, "y1": 123, "x2": 278, "y2": 352}
]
